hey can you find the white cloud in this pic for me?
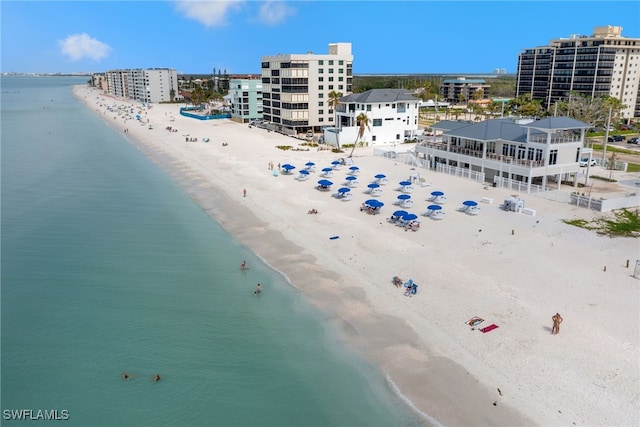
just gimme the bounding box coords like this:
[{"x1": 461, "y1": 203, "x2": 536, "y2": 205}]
[
  {"x1": 257, "y1": 1, "x2": 294, "y2": 26},
  {"x1": 174, "y1": 0, "x2": 244, "y2": 27},
  {"x1": 58, "y1": 33, "x2": 111, "y2": 61}
]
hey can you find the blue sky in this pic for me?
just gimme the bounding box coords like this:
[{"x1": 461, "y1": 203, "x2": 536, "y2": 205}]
[{"x1": 2, "y1": 1, "x2": 639, "y2": 75}]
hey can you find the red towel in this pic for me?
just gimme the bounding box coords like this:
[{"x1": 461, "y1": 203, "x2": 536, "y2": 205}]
[{"x1": 480, "y1": 324, "x2": 499, "y2": 333}]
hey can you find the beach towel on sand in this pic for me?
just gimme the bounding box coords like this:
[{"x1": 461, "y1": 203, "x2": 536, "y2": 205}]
[
  {"x1": 480, "y1": 324, "x2": 499, "y2": 333},
  {"x1": 466, "y1": 316, "x2": 484, "y2": 327}
]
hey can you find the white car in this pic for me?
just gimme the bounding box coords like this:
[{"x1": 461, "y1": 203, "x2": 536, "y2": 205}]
[{"x1": 579, "y1": 158, "x2": 597, "y2": 167}]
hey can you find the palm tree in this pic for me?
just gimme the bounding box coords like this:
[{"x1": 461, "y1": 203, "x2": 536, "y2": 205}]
[
  {"x1": 349, "y1": 112, "x2": 370, "y2": 157},
  {"x1": 327, "y1": 90, "x2": 343, "y2": 150}
]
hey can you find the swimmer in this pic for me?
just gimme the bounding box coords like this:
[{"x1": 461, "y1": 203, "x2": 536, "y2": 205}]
[
  {"x1": 122, "y1": 372, "x2": 129, "y2": 380},
  {"x1": 153, "y1": 374, "x2": 161, "y2": 382},
  {"x1": 240, "y1": 260, "x2": 247, "y2": 270},
  {"x1": 254, "y1": 284, "x2": 262, "y2": 295}
]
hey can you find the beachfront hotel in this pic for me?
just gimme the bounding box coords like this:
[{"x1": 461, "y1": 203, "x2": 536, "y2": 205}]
[
  {"x1": 516, "y1": 25, "x2": 640, "y2": 119},
  {"x1": 414, "y1": 116, "x2": 591, "y2": 192},
  {"x1": 323, "y1": 89, "x2": 421, "y2": 147},
  {"x1": 101, "y1": 68, "x2": 179, "y2": 103},
  {"x1": 260, "y1": 43, "x2": 353, "y2": 135}
]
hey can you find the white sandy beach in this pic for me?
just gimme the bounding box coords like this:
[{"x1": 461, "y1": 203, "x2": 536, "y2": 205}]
[{"x1": 75, "y1": 85, "x2": 639, "y2": 426}]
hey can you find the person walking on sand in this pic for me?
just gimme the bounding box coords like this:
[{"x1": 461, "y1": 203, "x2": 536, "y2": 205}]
[
  {"x1": 243, "y1": 188, "x2": 247, "y2": 197},
  {"x1": 552, "y1": 313, "x2": 563, "y2": 335},
  {"x1": 254, "y1": 284, "x2": 262, "y2": 295}
]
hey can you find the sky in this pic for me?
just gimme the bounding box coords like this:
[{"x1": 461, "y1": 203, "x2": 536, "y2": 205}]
[{"x1": 1, "y1": 1, "x2": 639, "y2": 75}]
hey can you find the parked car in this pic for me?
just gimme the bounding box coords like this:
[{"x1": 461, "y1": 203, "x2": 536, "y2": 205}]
[
  {"x1": 607, "y1": 135, "x2": 626, "y2": 142},
  {"x1": 579, "y1": 158, "x2": 597, "y2": 167},
  {"x1": 628, "y1": 137, "x2": 639, "y2": 144}
]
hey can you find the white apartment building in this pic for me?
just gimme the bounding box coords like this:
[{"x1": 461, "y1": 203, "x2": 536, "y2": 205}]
[
  {"x1": 105, "y1": 70, "x2": 129, "y2": 98},
  {"x1": 261, "y1": 43, "x2": 353, "y2": 135},
  {"x1": 516, "y1": 26, "x2": 640, "y2": 119},
  {"x1": 324, "y1": 89, "x2": 421, "y2": 147},
  {"x1": 103, "y1": 68, "x2": 178, "y2": 103}
]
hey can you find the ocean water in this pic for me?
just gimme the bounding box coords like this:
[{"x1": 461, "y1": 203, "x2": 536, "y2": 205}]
[{"x1": 0, "y1": 76, "x2": 424, "y2": 426}]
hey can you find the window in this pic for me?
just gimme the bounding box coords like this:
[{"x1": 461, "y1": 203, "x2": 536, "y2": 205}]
[
  {"x1": 329, "y1": 60, "x2": 334, "y2": 65},
  {"x1": 319, "y1": 93, "x2": 323, "y2": 98},
  {"x1": 329, "y1": 68, "x2": 334, "y2": 74},
  {"x1": 318, "y1": 101, "x2": 324, "y2": 106},
  {"x1": 338, "y1": 76, "x2": 343, "y2": 81},
  {"x1": 329, "y1": 77, "x2": 334, "y2": 82},
  {"x1": 319, "y1": 77, "x2": 324, "y2": 82},
  {"x1": 318, "y1": 60, "x2": 324, "y2": 65},
  {"x1": 319, "y1": 110, "x2": 324, "y2": 115},
  {"x1": 373, "y1": 119, "x2": 382, "y2": 126},
  {"x1": 366, "y1": 105, "x2": 371, "y2": 111},
  {"x1": 338, "y1": 85, "x2": 344, "y2": 90},
  {"x1": 319, "y1": 69, "x2": 324, "y2": 74},
  {"x1": 339, "y1": 60, "x2": 344, "y2": 65},
  {"x1": 338, "y1": 68, "x2": 344, "y2": 74},
  {"x1": 318, "y1": 85, "x2": 324, "y2": 90},
  {"x1": 396, "y1": 134, "x2": 400, "y2": 140}
]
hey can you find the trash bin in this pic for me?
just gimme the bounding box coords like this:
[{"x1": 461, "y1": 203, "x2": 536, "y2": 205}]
[{"x1": 492, "y1": 182, "x2": 497, "y2": 188}]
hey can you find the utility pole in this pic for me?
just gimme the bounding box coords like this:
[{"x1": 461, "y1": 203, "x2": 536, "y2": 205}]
[{"x1": 601, "y1": 105, "x2": 613, "y2": 163}]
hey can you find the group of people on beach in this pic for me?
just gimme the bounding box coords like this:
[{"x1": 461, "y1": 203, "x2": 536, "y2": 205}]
[{"x1": 122, "y1": 372, "x2": 161, "y2": 382}]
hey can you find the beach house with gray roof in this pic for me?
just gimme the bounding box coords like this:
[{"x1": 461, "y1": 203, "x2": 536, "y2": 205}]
[
  {"x1": 414, "y1": 116, "x2": 592, "y2": 191},
  {"x1": 324, "y1": 88, "x2": 421, "y2": 148}
]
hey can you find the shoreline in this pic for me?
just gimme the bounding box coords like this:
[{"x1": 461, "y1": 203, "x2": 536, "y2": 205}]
[{"x1": 73, "y1": 85, "x2": 639, "y2": 426}]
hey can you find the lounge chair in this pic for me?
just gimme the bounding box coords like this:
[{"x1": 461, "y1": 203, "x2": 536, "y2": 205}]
[
  {"x1": 418, "y1": 178, "x2": 432, "y2": 187},
  {"x1": 341, "y1": 192, "x2": 353, "y2": 201}
]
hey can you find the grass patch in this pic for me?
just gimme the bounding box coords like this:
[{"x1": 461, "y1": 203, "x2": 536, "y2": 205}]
[
  {"x1": 563, "y1": 208, "x2": 640, "y2": 238},
  {"x1": 626, "y1": 163, "x2": 640, "y2": 173},
  {"x1": 590, "y1": 175, "x2": 617, "y2": 183},
  {"x1": 590, "y1": 144, "x2": 639, "y2": 156}
]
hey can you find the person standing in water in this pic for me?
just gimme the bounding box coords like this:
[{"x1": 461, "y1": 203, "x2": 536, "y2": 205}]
[{"x1": 254, "y1": 284, "x2": 262, "y2": 295}]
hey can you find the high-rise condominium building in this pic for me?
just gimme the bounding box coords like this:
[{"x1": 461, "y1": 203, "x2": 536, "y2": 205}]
[
  {"x1": 261, "y1": 43, "x2": 353, "y2": 135},
  {"x1": 104, "y1": 68, "x2": 178, "y2": 103},
  {"x1": 516, "y1": 26, "x2": 640, "y2": 119}
]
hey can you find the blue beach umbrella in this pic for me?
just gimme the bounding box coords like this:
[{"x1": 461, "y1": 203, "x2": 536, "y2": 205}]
[
  {"x1": 331, "y1": 160, "x2": 342, "y2": 165},
  {"x1": 402, "y1": 213, "x2": 418, "y2": 221},
  {"x1": 349, "y1": 166, "x2": 360, "y2": 170},
  {"x1": 431, "y1": 191, "x2": 444, "y2": 196},
  {"x1": 337, "y1": 187, "x2": 351, "y2": 194},
  {"x1": 365, "y1": 199, "x2": 384, "y2": 208},
  {"x1": 463, "y1": 200, "x2": 478, "y2": 207},
  {"x1": 393, "y1": 210, "x2": 408, "y2": 217},
  {"x1": 345, "y1": 176, "x2": 357, "y2": 181},
  {"x1": 399, "y1": 181, "x2": 411, "y2": 186},
  {"x1": 367, "y1": 183, "x2": 380, "y2": 189},
  {"x1": 299, "y1": 169, "x2": 310, "y2": 175},
  {"x1": 427, "y1": 204, "x2": 442, "y2": 211},
  {"x1": 317, "y1": 179, "x2": 333, "y2": 187},
  {"x1": 305, "y1": 162, "x2": 316, "y2": 167},
  {"x1": 282, "y1": 164, "x2": 295, "y2": 171},
  {"x1": 375, "y1": 174, "x2": 386, "y2": 179},
  {"x1": 322, "y1": 167, "x2": 333, "y2": 172},
  {"x1": 397, "y1": 194, "x2": 411, "y2": 200}
]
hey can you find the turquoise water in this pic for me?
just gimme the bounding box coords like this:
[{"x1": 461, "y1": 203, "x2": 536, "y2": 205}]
[{"x1": 1, "y1": 77, "x2": 423, "y2": 426}]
